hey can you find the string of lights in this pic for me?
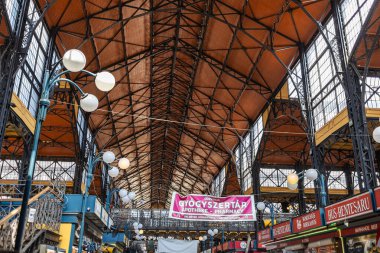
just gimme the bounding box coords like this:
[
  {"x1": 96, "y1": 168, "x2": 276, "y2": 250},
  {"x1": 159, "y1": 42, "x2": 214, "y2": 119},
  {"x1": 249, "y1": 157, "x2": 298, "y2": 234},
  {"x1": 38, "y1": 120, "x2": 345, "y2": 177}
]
[{"x1": 50, "y1": 99, "x2": 378, "y2": 138}]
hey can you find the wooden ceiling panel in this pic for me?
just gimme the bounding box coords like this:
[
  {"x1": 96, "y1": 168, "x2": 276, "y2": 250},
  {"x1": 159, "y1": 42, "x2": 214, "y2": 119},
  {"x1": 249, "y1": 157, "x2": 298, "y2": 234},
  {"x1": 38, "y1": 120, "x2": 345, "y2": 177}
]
[{"x1": 34, "y1": 0, "x2": 336, "y2": 206}]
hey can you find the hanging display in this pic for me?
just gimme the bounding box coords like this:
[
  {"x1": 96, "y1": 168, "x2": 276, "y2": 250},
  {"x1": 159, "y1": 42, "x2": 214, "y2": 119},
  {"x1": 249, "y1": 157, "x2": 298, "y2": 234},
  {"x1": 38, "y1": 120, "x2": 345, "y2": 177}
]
[{"x1": 168, "y1": 192, "x2": 256, "y2": 221}]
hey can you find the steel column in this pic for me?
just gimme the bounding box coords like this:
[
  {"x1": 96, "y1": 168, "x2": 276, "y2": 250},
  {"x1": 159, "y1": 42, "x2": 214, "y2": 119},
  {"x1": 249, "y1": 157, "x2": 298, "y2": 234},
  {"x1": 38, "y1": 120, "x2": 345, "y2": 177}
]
[
  {"x1": 18, "y1": 131, "x2": 33, "y2": 181},
  {"x1": 331, "y1": 0, "x2": 377, "y2": 190},
  {"x1": 295, "y1": 163, "x2": 306, "y2": 214},
  {"x1": 344, "y1": 164, "x2": 354, "y2": 197},
  {"x1": 298, "y1": 43, "x2": 328, "y2": 207},
  {"x1": 0, "y1": 0, "x2": 31, "y2": 153},
  {"x1": 14, "y1": 71, "x2": 50, "y2": 252},
  {"x1": 73, "y1": 115, "x2": 89, "y2": 194}
]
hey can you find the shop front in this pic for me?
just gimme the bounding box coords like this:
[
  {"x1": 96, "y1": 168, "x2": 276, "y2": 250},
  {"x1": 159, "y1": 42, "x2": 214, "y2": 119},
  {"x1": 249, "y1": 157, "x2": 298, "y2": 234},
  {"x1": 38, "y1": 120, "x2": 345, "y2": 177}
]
[
  {"x1": 265, "y1": 230, "x2": 340, "y2": 253},
  {"x1": 342, "y1": 223, "x2": 380, "y2": 253},
  {"x1": 259, "y1": 188, "x2": 380, "y2": 253}
]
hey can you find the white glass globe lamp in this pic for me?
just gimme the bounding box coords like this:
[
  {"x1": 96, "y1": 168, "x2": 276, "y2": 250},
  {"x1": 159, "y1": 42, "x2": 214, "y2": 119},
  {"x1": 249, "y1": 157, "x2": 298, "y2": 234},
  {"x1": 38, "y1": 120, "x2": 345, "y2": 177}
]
[
  {"x1": 80, "y1": 94, "x2": 98, "y2": 112},
  {"x1": 62, "y1": 49, "x2": 86, "y2": 72},
  {"x1": 118, "y1": 158, "x2": 130, "y2": 170},
  {"x1": 128, "y1": 191, "x2": 136, "y2": 200},
  {"x1": 95, "y1": 71, "x2": 116, "y2": 92},
  {"x1": 287, "y1": 173, "x2": 299, "y2": 185},
  {"x1": 108, "y1": 167, "x2": 119, "y2": 178},
  {"x1": 122, "y1": 196, "x2": 130, "y2": 204},
  {"x1": 256, "y1": 202, "x2": 266, "y2": 211},
  {"x1": 305, "y1": 168, "x2": 318, "y2": 181},
  {"x1": 373, "y1": 126, "x2": 380, "y2": 143},
  {"x1": 102, "y1": 151, "x2": 116, "y2": 164},
  {"x1": 118, "y1": 189, "x2": 128, "y2": 198}
]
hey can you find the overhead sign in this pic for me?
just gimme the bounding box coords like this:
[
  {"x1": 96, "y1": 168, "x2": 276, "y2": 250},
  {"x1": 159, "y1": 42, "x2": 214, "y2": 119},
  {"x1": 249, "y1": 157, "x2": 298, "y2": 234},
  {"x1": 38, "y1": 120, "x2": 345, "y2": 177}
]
[
  {"x1": 374, "y1": 187, "x2": 380, "y2": 210},
  {"x1": 257, "y1": 228, "x2": 271, "y2": 243},
  {"x1": 168, "y1": 192, "x2": 256, "y2": 221},
  {"x1": 292, "y1": 209, "x2": 323, "y2": 233},
  {"x1": 273, "y1": 221, "x2": 291, "y2": 239},
  {"x1": 341, "y1": 223, "x2": 379, "y2": 237},
  {"x1": 325, "y1": 192, "x2": 373, "y2": 224}
]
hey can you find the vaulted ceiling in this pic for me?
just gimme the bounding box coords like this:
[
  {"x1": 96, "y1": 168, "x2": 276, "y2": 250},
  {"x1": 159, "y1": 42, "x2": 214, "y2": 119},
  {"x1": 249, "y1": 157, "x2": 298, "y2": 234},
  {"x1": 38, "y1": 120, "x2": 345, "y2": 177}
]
[{"x1": 38, "y1": 0, "x2": 332, "y2": 208}]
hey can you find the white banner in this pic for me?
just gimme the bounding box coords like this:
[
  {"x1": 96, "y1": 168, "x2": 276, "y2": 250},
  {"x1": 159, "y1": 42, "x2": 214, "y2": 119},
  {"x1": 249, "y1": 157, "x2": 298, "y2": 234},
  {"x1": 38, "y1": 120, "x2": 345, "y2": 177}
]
[{"x1": 157, "y1": 238, "x2": 199, "y2": 253}]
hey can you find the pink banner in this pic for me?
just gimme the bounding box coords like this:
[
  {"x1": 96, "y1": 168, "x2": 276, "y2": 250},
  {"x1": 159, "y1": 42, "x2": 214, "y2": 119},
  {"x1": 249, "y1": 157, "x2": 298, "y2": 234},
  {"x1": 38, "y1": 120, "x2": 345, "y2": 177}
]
[{"x1": 169, "y1": 192, "x2": 256, "y2": 221}]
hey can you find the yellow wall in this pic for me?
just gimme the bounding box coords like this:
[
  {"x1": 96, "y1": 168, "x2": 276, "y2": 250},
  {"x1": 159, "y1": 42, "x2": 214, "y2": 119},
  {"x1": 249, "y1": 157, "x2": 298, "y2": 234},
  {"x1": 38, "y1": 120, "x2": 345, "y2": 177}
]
[
  {"x1": 244, "y1": 186, "x2": 360, "y2": 196},
  {"x1": 59, "y1": 223, "x2": 73, "y2": 252},
  {"x1": 315, "y1": 107, "x2": 380, "y2": 145},
  {"x1": 315, "y1": 109, "x2": 349, "y2": 145},
  {"x1": 275, "y1": 82, "x2": 289, "y2": 100},
  {"x1": 366, "y1": 108, "x2": 380, "y2": 118},
  {"x1": 10, "y1": 93, "x2": 36, "y2": 133}
]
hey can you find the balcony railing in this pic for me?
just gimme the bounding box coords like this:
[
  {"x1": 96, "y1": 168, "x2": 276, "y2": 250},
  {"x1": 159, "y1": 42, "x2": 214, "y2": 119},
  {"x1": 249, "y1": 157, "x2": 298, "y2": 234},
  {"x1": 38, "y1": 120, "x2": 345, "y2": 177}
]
[
  {"x1": 111, "y1": 209, "x2": 294, "y2": 232},
  {"x1": 0, "y1": 180, "x2": 65, "y2": 252}
]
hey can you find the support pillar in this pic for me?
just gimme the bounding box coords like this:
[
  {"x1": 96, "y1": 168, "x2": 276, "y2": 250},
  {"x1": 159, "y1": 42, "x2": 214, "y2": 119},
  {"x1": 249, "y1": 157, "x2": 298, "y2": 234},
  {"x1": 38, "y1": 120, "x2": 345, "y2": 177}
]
[
  {"x1": 18, "y1": 131, "x2": 33, "y2": 181},
  {"x1": 298, "y1": 43, "x2": 329, "y2": 207},
  {"x1": 344, "y1": 164, "x2": 354, "y2": 196},
  {"x1": 0, "y1": 0, "x2": 31, "y2": 152},
  {"x1": 376, "y1": 150, "x2": 380, "y2": 175},
  {"x1": 58, "y1": 223, "x2": 76, "y2": 253},
  {"x1": 295, "y1": 163, "x2": 306, "y2": 214},
  {"x1": 331, "y1": 0, "x2": 377, "y2": 190},
  {"x1": 101, "y1": 166, "x2": 109, "y2": 204},
  {"x1": 252, "y1": 160, "x2": 262, "y2": 232},
  {"x1": 73, "y1": 117, "x2": 89, "y2": 194}
]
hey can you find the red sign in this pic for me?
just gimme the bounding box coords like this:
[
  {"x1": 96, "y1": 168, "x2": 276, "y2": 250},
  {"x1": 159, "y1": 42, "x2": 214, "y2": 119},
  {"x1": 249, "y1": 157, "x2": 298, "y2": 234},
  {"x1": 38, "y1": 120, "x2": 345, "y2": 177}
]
[
  {"x1": 292, "y1": 210, "x2": 323, "y2": 233},
  {"x1": 214, "y1": 241, "x2": 253, "y2": 252},
  {"x1": 266, "y1": 231, "x2": 338, "y2": 250},
  {"x1": 375, "y1": 188, "x2": 380, "y2": 210},
  {"x1": 341, "y1": 223, "x2": 379, "y2": 236},
  {"x1": 257, "y1": 228, "x2": 271, "y2": 243},
  {"x1": 272, "y1": 221, "x2": 291, "y2": 239},
  {"x1": 325, "y1": 192, "x2": 373, "y2": 224}
]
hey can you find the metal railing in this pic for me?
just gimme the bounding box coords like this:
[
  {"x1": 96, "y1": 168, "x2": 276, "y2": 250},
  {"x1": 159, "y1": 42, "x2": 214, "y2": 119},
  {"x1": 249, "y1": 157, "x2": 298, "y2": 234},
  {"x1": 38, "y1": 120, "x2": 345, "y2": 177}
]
[
  {"x1": 0, "y1": 180, "x2": 65, "y2": 252},
  {"x1": 0, "y1": 180, "x2": 47, "y2": 199},
  {"x1": 111, "y1": 209, "x2": 294, "y2": 232}
]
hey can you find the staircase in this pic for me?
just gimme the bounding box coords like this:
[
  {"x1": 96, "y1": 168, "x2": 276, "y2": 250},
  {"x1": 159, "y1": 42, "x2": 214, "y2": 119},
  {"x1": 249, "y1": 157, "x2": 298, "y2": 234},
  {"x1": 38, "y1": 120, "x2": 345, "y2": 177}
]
[{"x1": 0, "y1": 180, "x2": 65, "y2": 252}]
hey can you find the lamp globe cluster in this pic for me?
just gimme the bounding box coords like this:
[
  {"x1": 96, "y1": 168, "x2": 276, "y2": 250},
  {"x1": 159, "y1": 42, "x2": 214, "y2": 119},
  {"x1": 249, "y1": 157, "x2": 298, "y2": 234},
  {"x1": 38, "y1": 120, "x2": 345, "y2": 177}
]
[
  {"x1": 101, "y1": 150, "x2": 131, "y2": 179},
  {"x1": 133, "y1": 222, "x2": 145, "y2": 240},
  {"x1": 286, "y1": 168, "x2": 319, "y2": 190},
  {"x1": 207, "y1": 228, "x2": 218, "y2": 237},
  {"x1": 118, "y1": 188, "x2": 136, "y2": 204},
  {"x1": 62, "y1": 49, "x2": 116, "y2": 113}
]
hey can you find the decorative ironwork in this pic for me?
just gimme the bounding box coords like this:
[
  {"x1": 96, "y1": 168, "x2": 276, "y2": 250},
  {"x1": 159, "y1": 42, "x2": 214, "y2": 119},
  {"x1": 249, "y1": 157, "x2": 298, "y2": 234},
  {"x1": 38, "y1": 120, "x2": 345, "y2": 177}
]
[
  {"x1": 0, "y1": 180, "x2": 65, "y2": 252},
  {"x1": 111, "y1": 208, "x2": 293, "y2": 233}
]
